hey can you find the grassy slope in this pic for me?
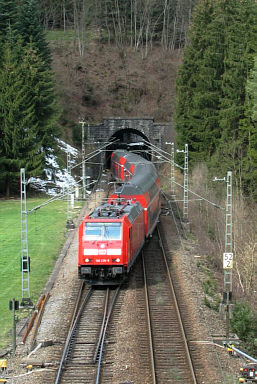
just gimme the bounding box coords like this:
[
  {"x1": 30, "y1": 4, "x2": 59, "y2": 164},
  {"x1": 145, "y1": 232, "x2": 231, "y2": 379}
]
[{"x1": 0, "y1": 198, "x2": 80, "y2": 349}]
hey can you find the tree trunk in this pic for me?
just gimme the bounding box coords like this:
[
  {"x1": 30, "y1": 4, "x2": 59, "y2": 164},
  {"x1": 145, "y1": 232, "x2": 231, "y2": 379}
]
[
  {"x1": 63, "y1": 0, "x2": 66, "y2": 32},
  {"x1": 5, "y1": 176, "x2": 10, "y2": 198}
]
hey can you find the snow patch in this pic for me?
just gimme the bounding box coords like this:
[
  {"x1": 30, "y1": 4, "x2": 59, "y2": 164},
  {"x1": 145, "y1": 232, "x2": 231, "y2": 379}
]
[{"x1": 28, "y1": 139, "x2": 80, "y2": 196}]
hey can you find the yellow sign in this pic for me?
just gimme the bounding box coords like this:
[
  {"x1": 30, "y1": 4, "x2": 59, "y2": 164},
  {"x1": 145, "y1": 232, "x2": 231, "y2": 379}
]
[{"x1": 0, "y1": 359, "x2": 7, "y2": 369}]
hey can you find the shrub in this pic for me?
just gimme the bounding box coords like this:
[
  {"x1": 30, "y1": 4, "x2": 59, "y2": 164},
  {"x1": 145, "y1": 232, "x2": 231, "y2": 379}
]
[
  {"x1": 202, "y1": 277, "x2": 217, "y2": 296},
  {"x1": 204, "y1": 296, "x2": 212, "y2": 308},
  {"x1": 231, "y1": 302, "x2": 257, "y2": 355}
]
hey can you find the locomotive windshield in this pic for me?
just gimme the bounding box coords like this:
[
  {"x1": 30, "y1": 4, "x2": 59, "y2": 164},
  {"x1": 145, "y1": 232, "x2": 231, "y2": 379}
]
[{"x1": 85, "y1": 222, "x2": 121, "y2": 240}]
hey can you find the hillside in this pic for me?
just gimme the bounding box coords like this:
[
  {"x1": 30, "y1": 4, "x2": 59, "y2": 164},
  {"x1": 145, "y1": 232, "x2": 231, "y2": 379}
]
[{"x1": 49, "y1": 36, "x2": 180, "y2": 144}]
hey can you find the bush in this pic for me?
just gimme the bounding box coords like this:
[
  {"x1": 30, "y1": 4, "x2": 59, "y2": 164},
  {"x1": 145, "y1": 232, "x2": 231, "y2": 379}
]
[
  {"x1": 82, "y1": 80, "x2": 98, "y2": 106},
  {"x1": 72, "y1": 123, "x2": 82, "y2": 147},
  {"x1": 204, "y1": 296, "x2": 212, "y2": 308},
  {"x1": 202, "y1": 277, "x2": 217, "y2": 296},
  {"x1": 231, "y1": 302, "x2": 257, "y2": 355}
]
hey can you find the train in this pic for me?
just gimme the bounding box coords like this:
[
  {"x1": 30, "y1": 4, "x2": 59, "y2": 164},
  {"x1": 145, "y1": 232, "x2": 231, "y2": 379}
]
[{"x1": 78, "y1": 149, "x2": 161, "y2": 284}]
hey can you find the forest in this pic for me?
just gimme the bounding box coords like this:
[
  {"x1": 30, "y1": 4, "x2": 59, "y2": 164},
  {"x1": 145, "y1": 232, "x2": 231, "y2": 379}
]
[{"x1": 0, "y1": 0, "x2": 256, "y2": 201}]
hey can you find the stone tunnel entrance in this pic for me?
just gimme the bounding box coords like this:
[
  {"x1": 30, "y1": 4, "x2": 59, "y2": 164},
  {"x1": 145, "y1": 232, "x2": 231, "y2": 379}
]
[
  {"x1": 105, "y1": 128, "x2": 151, "y2": 168},
  {"x1": 86, "y1": 117, "x2": 173, "y2": 177}
]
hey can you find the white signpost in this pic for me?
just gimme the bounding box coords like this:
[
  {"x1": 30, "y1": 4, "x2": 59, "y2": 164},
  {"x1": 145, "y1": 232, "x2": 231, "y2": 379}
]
[{"x1": 223, "y1": 252, "x2": 233, "y2": 269}]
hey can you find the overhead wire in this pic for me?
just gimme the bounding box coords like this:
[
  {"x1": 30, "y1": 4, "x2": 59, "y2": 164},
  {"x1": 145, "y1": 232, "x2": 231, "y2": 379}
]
[
  {"x1": 70, "y1": 139, "x2": 118, "y2": 171},
  {"x1": 27, "y1": 137, "x2": 223, "y2": 216},
  {"x1": 27, "y1": 148, "x2": 108, "y2": 214},
  {"x1": 142, "y1": 140, "x2": 224, "y2": 210}
]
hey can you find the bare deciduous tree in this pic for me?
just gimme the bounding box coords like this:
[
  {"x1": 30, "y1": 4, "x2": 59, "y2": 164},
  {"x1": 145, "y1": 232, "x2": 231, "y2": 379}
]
[
  {"x1": 189, "y1": 164, "x2": 257, "y2": 303},
  {"x1": 73, "y1": 0, "x2": 90, "y2": 56},
  {"x1": 39, "y1": 0, "x2": 196, "y2": 53}
]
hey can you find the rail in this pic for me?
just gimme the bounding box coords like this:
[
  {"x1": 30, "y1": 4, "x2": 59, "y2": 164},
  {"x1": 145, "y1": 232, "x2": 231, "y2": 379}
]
[
  {"x1": 157, "y1": 225, "x2": 197, "y2": 384},
  {"x1": 142, "y1": 252, "x2": 157, "y2": 384},
  {"x1": 55, "y1": 284, "x2": 121, "y2": 384},
  {"x1": 55, "y1": 283, "x2": 92, "y2": 384},
  {"x1": 141, "y1": 225, "x2": 198, "y2": 383},
  {"x1": 94, "y1": 286, "x2": 121, "y2": 384}
]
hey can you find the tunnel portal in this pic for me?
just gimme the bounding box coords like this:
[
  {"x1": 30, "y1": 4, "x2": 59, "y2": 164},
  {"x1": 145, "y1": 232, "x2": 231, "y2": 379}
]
[
  {"x1": 106, "y1": 128, "x2": 151, "y2": 168},
  {"x1": 86, "y1": 117, "x2": 173, "y2": 174}
]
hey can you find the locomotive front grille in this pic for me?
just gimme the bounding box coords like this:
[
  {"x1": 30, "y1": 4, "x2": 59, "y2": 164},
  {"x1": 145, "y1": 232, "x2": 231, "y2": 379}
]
[{"x1": 79, "y1": 265, "x2": 123, "y2": 278}]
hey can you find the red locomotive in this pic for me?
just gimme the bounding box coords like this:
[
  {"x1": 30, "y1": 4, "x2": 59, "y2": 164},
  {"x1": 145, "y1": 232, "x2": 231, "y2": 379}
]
[{"x1": 78, "y1": 150, "x2": 161, "y2": 284}]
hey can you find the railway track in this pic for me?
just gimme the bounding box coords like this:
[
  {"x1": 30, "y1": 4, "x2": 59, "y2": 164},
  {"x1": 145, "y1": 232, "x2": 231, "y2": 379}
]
[
  {"x1": 139, "y1": 225, "x2": 198, "y2": 384},
  {"x1": 24, "y1": 193, "x2": 216, "y2": 384},
  {"x1": 52, "y1": 225, "x2": 201, "y2": 384},
  {"x1": 55, "y1": 283, "x2": 121, "y2": 384}
]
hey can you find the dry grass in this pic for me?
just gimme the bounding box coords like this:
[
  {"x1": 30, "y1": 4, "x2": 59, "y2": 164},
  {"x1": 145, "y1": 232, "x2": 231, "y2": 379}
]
[
  {"x1": 187, "y1": 163, "x2": 257, "y2": 308},
  {"x1": 49, "y1": 39, "x2": 181, "y2": 142}
]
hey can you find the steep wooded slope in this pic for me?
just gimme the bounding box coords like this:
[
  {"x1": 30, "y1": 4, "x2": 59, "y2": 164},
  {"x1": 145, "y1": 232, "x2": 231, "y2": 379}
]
[{"x1": 50, "y1": 39, "x2": 180, "y2": 143}]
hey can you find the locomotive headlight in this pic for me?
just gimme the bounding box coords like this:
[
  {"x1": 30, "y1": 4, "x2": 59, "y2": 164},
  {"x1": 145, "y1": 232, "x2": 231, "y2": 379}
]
[
  {"x1": 116, "y1": 258, "x2": 120, "y2": 262},
  {"x1": 85, "y1": 258, "x2": 89, "y2": 262}
]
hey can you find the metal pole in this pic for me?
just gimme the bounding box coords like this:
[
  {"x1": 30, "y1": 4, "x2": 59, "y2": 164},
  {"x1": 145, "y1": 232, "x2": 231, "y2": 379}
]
[
  {"x1": 176, "y1": 144, "x2": 189, "y2": 221},
  {"x1": 224, "y1": 171, "x2": 233, "y2": 340},
  {"x1": 66, "y1": 151, "x2": 75, "y2": 229},
  {"x1": 183, "y1": 144, "x2": 188, "y2": 221},
  {"x1": 80, "y1": 120, "x2": 86, "y2": 199},
  {"x1": 214, "y1": 172, "x2": 233, "y2": 339},
  {"x1": 12, "y1": 298, "x2": 16, "y2": 355},
  {"x1": 166, "y1": 142, "x2": 175, "y2": 198},
  {"x1": 20, "y1": 169, "x2": 33, "y2": 308},
  {"x1": 171, "y1": 142, "x2": 175, "y2": 197}
]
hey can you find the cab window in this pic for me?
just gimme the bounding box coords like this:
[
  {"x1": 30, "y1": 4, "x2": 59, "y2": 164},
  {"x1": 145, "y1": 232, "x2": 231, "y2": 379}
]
[{"x1": 85, "y1": 222, "x2": 121, "y2": 240}]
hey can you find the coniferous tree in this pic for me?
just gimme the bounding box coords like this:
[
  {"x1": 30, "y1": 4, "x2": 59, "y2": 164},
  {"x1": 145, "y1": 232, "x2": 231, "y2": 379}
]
[
  {"x1": 16, "y1": 0, "x2": 51, "y2": 66},
  {"x1": 20, "y1": 43, "x2": 60, "y2": 157},
  {"x1": 0, "y1": 0, "x2": 17, "y2": 36},
  {"x1": 247, "y1": 57, "x2": 257, "y2": 123},
  {"x1": 0, "y1": 2, "x2": 59, "y2": 196},
  {"x1": 175, "y1": 0, "x2": 223, "y2": 164},
  {"x1": 213, "y1": 0, "x2": 257, "y2": 193},
  {"x1": 0, "y1": 42, "x2": 44, "y2": 196},
  {"x1": 238, "y1": 56, "x2": 257, "y2": 199},
  {"x1": 174, "y1": 0, "x2": 257, "y2": 198}
]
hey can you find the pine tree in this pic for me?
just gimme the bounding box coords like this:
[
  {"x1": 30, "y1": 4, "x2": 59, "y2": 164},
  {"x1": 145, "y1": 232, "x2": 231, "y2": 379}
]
[
  {"x1": 0, "y1": 0, "x2": 17, "y2": 36},
  {"x1": 247, "y1": 56, "x2": 257, "y2": 123},
  {"x1": 238, "y1": 56, "x2": 257, "y2": 199},
  {"x1": 0, "y1": 2, "x2": 59, "y2": 196},
  {"x1": 213, "y1": 0, "x2": 257, "y2": 194},
  {"x1": 0, "y1": 42, "x2": 44, "y2": 196},
  {"x1": 16, "y1": 0, "x2": 51, "y2": 66},
  {"x1": 22, "y1": 43, "x2": 60, "y2": 154},
  {"x1": 174, "y1": 0, "x2": 257, "y2": 198},
  {"x1": 175, "y1": 0, "x2": 224, "y2": 165}
]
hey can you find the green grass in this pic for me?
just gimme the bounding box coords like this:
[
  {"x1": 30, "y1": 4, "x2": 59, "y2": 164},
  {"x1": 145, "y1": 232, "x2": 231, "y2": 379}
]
[
  {"x1": 46, "y1": 29, "x2": 75, "y2": 41},
  {"x1": 46, "y1": 28, "x2": 95, "y2": 42},
  {"x1": 0, "y1": 198, "x2": 81, "y2": 349}
]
